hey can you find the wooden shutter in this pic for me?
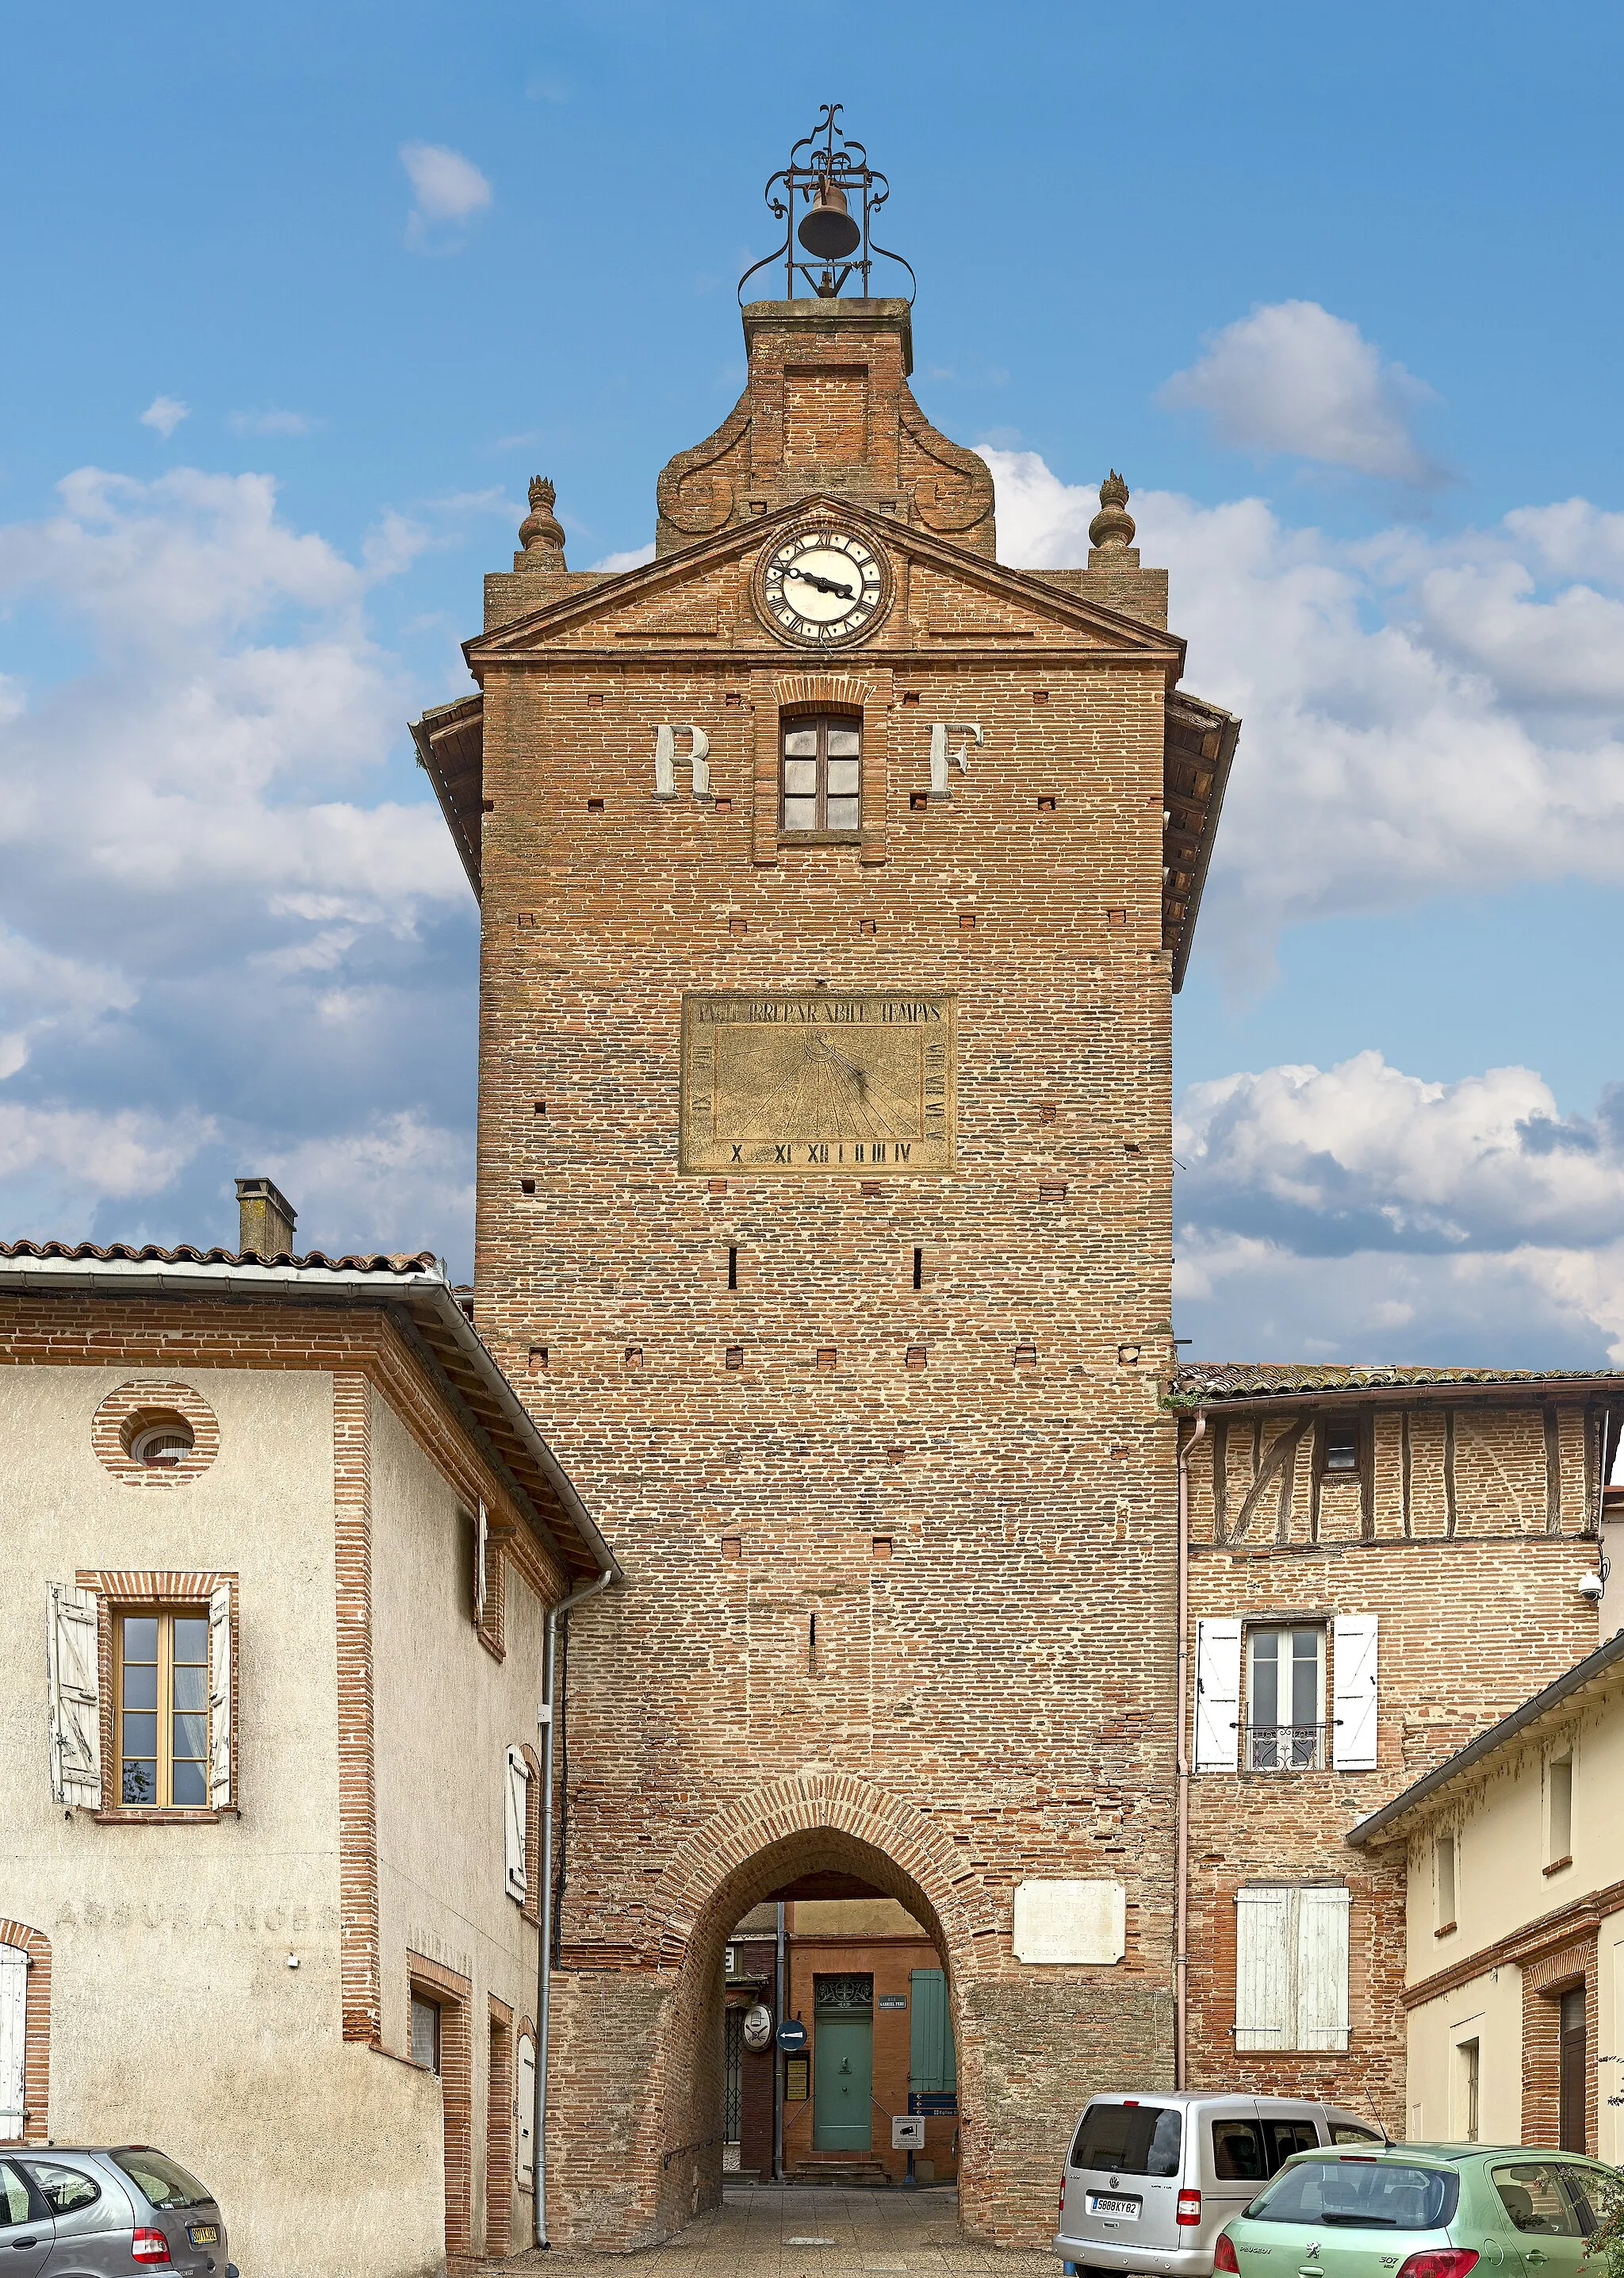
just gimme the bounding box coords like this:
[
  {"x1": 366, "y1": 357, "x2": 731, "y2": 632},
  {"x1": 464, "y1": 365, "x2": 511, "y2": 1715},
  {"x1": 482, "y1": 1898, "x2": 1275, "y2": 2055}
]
[
  {"x1": 1194, "y1": 1617, "x2": 1242, "y2": 1770},
  {"x1": 208, "y1": 1584, "x2": 233, "y2": 1809},
  {"x1": 0, "y1": 1946, "x2": 25, "y2": 2138},
  {"x1": 515, "y1": 2033, "x2": 536, "y2": 2188},
  {"x1": 47, "y1": 1585, "x2": 102, "y2": 1808},
  {"x1": 475, "y1": 1503, "x2": 488, "y2": 1627},
  {"x1": 504, "y1": 1746, "x2": 529, "y2": 1902},
  {"x1": 1296, "y1": 1886, "x2": 1351, "y2": 2051},
  {"x1": 909, "y1": 1968, "x2": 956, "y2": 2096},
  {"x1": 1332, "y1": 1615, "x2": 1378, "y2": 1770},
  {"x1": 1235, "y1": 1887, "x2": 1293, "y2": 2050}
]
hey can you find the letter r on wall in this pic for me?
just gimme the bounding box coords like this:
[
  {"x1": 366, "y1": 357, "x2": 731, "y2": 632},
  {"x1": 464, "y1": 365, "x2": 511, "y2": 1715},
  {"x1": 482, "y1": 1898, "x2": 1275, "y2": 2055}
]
[{"x1": 653, "y1": 723, "x2": 712, "y2": 799}]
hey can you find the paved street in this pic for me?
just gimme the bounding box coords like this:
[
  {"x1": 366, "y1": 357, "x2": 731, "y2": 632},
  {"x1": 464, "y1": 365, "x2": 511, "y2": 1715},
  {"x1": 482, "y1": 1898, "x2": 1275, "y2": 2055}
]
[{"x1": 486, "y1": 2185, "x2": 1060, "y2": 2276}]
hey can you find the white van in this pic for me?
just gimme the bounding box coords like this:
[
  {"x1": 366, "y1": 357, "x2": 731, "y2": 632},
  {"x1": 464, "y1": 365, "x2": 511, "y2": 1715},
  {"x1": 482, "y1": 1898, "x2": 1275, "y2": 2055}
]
[{"x1": 1055, "y1": 2091, "x2": 1385, "y2": 2276}]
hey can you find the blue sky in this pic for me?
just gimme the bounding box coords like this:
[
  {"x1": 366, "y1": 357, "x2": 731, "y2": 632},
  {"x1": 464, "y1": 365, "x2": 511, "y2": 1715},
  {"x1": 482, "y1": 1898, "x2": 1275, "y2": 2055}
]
[{"x1": 3, "y1": 1, "x2": 1624, "y2": 1367}]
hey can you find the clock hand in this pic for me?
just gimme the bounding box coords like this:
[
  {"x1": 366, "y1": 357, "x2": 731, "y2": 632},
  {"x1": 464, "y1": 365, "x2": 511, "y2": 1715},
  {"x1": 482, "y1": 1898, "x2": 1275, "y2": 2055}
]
[{"x1": 786, "y1": 567, "x2": 857, "y2": 600}]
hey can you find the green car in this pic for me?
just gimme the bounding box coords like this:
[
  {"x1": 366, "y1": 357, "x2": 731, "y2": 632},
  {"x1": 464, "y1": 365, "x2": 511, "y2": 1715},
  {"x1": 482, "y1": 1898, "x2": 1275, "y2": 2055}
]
[{"x1": 1214, "y1": 2144, "x2": 1620, "y2": 2278}]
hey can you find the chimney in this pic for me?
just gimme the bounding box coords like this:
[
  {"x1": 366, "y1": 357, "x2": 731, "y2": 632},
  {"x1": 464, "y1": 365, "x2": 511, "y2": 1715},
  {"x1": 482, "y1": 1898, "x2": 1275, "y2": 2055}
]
[{"x1": 236, "y1": 1176, "x2": 298, "y2": 1260}]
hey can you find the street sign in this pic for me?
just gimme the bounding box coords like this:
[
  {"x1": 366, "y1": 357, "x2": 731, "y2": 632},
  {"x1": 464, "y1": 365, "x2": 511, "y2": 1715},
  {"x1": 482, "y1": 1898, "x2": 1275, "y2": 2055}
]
[{"x1": 776, "y1": 2017, "x2": 808, "y2": 2053}]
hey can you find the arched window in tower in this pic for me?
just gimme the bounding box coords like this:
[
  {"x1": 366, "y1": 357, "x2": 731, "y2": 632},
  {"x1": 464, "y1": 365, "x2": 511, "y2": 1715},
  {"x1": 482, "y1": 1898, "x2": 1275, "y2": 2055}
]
[{"x1": 781, "y1": 714, "x2": 861, "y2": 833}]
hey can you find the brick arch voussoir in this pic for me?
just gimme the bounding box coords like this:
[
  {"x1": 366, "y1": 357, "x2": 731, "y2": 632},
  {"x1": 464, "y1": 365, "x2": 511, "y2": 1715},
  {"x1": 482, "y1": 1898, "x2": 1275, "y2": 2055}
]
[
  {"x1": 773, "y1": 673, "x2": 874, "y2": 714},
  {"x1": 654, "y1": 1771, "x2": 986, "y2": 1974},
  {"x1": 0, "y1": 1921, "x2": 51, "y2": 2145}
]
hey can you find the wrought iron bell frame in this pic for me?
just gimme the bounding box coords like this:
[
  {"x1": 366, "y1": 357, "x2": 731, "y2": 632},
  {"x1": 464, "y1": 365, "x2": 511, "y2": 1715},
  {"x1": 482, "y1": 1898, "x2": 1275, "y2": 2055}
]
[{"x1": 738, "y1": 103, "x2": 916, "y2": 307}]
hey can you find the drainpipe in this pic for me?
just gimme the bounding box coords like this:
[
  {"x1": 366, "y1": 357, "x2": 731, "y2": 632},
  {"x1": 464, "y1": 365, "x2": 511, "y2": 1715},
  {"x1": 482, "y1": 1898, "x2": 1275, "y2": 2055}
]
[
  {"x1": 534, "y1": 1565, "x2": 615, "y2": 2248},
  {"x1": 1174, "y1": 1409, "x2": 1207, "y2": 2092},
  {"x1": 773, "y1": 1900, "x2": 787, "y2": 2184}
]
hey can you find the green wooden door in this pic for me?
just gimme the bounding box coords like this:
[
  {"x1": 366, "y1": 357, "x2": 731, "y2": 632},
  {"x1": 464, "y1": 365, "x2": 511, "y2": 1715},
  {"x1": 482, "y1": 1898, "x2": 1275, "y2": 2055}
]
[{"x1": 813, "y1": 2014, "x2": 873, "y2": 2150}]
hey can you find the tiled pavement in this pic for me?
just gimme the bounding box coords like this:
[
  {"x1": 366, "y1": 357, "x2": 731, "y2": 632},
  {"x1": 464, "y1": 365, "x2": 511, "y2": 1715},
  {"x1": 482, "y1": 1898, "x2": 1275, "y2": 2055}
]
[{"x1": 486, "y1": 2184, "x2": 1061, "y2": 2276}]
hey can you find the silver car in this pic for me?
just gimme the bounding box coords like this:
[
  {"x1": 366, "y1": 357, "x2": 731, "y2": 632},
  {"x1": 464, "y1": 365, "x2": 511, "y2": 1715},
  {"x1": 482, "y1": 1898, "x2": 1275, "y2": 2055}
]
[
  {"x1": 0, "y1": 2147, "x2": 232, "y2": 2278},
  {"x1": 1056, "y1": 2090, "x2": 1386, "y2": 2277}
]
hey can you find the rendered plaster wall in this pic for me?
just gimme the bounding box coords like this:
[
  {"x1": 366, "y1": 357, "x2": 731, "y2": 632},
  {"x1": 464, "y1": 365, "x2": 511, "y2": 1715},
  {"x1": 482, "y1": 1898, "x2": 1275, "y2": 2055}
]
[
  {"x1": 370, "y1": 1389, "x2": 551, "y2": 2259},
  {"x1": 1405, "y1": 1963, "x2": 1523, "y2": 2143},
  {"x1": 0, "y1": 1359, "x2": 444, "y2": 2278}
]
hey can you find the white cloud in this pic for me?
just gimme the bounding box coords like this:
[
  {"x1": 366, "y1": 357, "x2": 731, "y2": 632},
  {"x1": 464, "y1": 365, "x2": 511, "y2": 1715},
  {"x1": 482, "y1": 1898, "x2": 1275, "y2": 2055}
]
[
  {"x1": 263, "y1": 1110, "x2": 474, "y2": 1262},
  {"x1": 140, "y1": 396, "x2": 190, "y2": 439},
  {"x1": 590, "y1": 540, "x2": 655, "y2": 573},
  {"x1": 1173, "y1": 1051, "x2": 1624, "y2": 1363},
  {"x1": 1159, "y1": 301, "x2": 1442, "y2": 484},
  {"x1": 229, "y1": 408, "x2": 314, "y2": 436},
  {"x1": 987, "y1": 452, "x2": 1624, "y2": 981},
  {"x1": 400, "y1": 142, "x2": 492, "y2": 250},
  {"x1": 0, "y1": 456, "x2": 477, "y2": 1261}
]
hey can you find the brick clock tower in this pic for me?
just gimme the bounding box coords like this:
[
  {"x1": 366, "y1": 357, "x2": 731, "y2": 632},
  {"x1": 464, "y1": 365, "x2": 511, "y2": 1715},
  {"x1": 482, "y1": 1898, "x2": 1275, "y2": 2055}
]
[{"x1": 415, "y1": 113, "x2": 1238, "y2": 2250}]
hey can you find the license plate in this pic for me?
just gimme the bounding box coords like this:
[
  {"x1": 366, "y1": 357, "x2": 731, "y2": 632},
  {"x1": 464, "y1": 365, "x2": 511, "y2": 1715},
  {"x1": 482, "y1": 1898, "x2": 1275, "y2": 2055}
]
[
  {"x1": 1087, "y1": 2194, "x2": 1140, "y2": 2220},
  {"x1": 188, "y1": 2226, "x2": 219, "y2": 2246}
]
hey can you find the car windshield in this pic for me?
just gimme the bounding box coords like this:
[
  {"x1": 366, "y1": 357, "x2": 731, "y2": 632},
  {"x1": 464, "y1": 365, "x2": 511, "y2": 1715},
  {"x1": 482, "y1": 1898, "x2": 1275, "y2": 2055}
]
[
  {"x1": 110, "y1": 2151, "x2": 212, "y2": 2211},
  {"x1": 1247, "y1": 2159, "x2": 1457, "y2": 2230},
  {"x1": 1070, "y1": 2104, "x2": 1182, "y2": 2177}
]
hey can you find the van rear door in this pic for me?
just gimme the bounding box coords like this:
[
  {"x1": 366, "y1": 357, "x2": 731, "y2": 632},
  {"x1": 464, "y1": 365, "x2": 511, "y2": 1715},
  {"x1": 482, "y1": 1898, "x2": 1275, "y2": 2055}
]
[{"x1": 1063, "y1": 2100, "x2": 1185, "y2": 2254}]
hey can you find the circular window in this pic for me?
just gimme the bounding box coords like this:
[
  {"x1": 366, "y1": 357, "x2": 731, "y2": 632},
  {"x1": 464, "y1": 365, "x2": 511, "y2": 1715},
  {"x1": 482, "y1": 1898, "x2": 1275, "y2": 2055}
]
[
  {"x1": 94, "y1": 1382, "x2": 219, "y2": 1485},
  {"x1": 128, "y1": 1417, "x2": 196, "y2": 1468}
]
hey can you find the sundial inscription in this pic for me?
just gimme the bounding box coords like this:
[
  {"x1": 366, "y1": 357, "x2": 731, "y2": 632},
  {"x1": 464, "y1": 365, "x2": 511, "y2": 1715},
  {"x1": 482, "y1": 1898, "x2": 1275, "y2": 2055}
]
[{"x1": 680, "y1": 992, "x2": 957, "y2": 1175}]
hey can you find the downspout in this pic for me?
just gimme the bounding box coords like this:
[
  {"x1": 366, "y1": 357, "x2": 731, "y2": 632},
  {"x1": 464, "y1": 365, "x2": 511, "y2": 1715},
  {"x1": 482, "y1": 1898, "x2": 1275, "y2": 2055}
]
[
  {"x1": 773, "y1": 1900, "x2": 787, "y2": 2183},
  {"x1": 534, "y1": 1565, "x2": 615, "y2": 2248},
  {"x1": 1174, "y1": 1409, "x2": 1207, "y2": 2092}
]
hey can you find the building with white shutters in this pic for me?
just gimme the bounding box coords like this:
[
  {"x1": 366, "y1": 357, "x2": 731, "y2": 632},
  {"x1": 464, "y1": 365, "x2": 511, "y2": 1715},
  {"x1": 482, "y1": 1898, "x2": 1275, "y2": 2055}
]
[
  {"x1": 0, "y1": 1198, "x2": 615, "y2": 2278},
  {"x1": 1171, "y1": 1364, "x2": 1616, "y2": 2145}
]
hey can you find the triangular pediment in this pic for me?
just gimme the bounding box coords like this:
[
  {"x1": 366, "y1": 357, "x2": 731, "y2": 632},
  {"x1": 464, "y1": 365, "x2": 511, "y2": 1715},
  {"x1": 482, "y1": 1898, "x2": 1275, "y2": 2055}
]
[{"x1": 465, "y1": 495, "x2": 1185, "y2": 669}]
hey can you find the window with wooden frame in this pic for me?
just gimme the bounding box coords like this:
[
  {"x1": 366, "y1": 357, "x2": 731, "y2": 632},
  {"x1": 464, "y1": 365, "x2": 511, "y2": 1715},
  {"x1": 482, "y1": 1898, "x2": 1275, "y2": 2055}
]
[
  {"x1": 115, "y1": 1608, "x2": 211, "y2": 1807},
  {"x1": 780, "y1": 713, "x2": 861, "y2": 834}
]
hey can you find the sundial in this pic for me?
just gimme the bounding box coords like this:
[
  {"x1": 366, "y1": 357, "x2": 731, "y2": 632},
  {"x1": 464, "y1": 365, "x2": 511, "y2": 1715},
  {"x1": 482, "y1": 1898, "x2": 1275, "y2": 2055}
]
[{"x1": 680, "y1": 992, "x2": 956, "y2": 1174}]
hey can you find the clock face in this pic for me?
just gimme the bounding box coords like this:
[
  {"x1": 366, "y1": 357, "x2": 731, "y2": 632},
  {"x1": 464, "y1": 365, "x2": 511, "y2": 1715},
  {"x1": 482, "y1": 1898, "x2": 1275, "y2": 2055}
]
[{"x1": 756, "y1": 525, "x2": 891, "y2": 646}]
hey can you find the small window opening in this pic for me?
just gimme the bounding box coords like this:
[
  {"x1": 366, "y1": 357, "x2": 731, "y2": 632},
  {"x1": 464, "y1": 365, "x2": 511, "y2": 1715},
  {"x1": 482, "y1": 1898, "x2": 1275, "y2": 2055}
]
[
  {"x1": 127, "y1": 1416, "x2": 195, "y2": 1469},
  {"x1": 528, "y1": 1345, "x2": 549, "y2": 1371},
  {"x1": 520, "y1": 1178, "x2": 536, "y2": 1195},
  {"x1": 1547, "y1": 1754, "x2": 1573, "y2": 1865},
  {"x1": 912, "y1": 1246, "x2": 923, "y2": 1290},
  {"x1": 1435, "y1": 1831, "x2": 1457, "y2": 1928},
  {"x1": 1457, "y1": 2036, "x2": 1480, "y2": 2141},
  {"x1": 410, "y1": 1993, "x2": 442, "y2": 2073},
  {"x1": 781, "y1": 714, "x2": 861, "y2": 832},
  {"x1": 533, "y1": 1099, "x2": 547, "y2": 1116},
  {"x1": 1324, "y1": 1419, "x2": 1361, "y2": 1475},
  {"x1": 807, "y1": 1612, "x2": 818, "y2": 1676},
  {"x1": 727, "y1": 1245, "x2": 738, "y2": 1290},
  {"x1": 725, "y1": 1346, "x2": 744, "y2": 1371}
]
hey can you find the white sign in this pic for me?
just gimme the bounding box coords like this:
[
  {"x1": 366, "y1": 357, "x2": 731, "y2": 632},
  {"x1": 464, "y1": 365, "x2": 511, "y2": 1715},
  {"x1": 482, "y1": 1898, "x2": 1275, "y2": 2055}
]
[
  {"x1": 892, "y1": 2114, "x2": 926, "y2": 2150},
  {"x1": 1013, "y1": 1878, "x2": 1125, "y2": 1965}
]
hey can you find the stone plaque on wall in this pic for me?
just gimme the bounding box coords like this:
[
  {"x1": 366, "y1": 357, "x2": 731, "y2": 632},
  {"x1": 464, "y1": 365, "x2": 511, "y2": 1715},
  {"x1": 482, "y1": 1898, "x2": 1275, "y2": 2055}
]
[{"x1": 680, "y1": 991, "x2": 956, "y2": 1175}]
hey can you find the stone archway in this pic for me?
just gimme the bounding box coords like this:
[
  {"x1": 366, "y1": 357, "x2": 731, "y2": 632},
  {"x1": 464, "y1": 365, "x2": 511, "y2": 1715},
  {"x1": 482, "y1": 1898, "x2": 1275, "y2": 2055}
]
[{"x1": 611, "y1": 1773, "x2": 994, "y2": 2246}]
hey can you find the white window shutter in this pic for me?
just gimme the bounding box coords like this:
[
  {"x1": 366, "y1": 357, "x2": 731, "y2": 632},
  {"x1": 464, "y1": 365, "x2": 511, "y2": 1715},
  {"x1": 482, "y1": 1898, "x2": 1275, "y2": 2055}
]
[
  {"x1": 47, "y1": 1584, "x2": 102, "y2": 1808},
  {"x1": 475, "y1": 1503, "x2": 488, "y2": 1627},
  {"x1": 515, "y1": 2033, "x2": 537, "y2": 2188},
  {"x1": 1332, "y1": 1614, "x2": 1378, "y2": 1770},
  {"x1": 1296, "y1": 1886, "x2": 1351, "y2": 2051},
  {"x1": 0, "y1": 1946, "x2": 26, "y2": 2138},
  {"x1": 1235, "y1": 1887, "x2": 1293, "y2": 2050},
  {"x1": 504, "y1": 1745, "x2": 529, "y2": 1902},
  {"x1": 1194, "y1": 1617, "x2": 1243, "y2": 1770},
  {"x1": 208, "y1": 1584, "x2": 233, "y2": 1810}
]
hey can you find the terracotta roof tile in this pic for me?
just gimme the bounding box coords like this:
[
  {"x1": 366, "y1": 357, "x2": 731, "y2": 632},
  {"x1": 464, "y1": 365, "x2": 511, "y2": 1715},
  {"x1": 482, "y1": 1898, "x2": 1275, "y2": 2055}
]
[{"x1": 0, "y1": 1237, "x2": 440, "y2": 1274}]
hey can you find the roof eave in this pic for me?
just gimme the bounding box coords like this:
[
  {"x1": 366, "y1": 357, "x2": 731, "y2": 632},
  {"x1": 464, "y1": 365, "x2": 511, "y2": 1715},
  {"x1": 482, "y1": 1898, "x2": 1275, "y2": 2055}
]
[
  {"x1": 0, "y1": 1254, "x2": 621, "y2": 1589},
  {"x1": 1346, "y1": 1629, "x2": 1624, "y2": 1849},
  {"x1": 1170, "y1": 703, "x2": 1240, "y2": 994}
]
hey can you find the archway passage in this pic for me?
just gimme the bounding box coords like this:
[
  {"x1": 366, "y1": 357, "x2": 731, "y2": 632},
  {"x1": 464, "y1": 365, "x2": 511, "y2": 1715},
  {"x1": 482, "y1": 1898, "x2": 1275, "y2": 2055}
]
[{"x1": 644, "y1": 1808, "x2": 983, "y2": 2247}]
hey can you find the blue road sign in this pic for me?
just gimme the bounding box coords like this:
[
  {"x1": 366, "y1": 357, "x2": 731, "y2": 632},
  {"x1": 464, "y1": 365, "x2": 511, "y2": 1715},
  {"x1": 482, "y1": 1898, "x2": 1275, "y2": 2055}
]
[{"x1": 776, "y1": 2017, "x2": 808, "y2": 2053}]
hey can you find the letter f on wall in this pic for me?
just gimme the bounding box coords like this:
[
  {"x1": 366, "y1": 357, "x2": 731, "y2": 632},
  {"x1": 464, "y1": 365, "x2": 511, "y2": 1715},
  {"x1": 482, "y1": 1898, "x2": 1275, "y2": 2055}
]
[
  {"x1": 929, "y1": 723, "x2": 982, "y2": 798},
  {"x1": 653, "y1": 723, "x2": 712, "y2": 799}
]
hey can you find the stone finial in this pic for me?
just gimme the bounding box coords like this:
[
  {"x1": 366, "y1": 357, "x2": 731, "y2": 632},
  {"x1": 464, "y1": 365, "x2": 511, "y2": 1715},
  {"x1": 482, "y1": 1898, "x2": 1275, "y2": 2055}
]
[
  {"x1": 1088, "y1": 470, "x2": 1136, "y2": 555},
  {"x1": 518, "y1": 475, "x2": 567, "y2": 564}
]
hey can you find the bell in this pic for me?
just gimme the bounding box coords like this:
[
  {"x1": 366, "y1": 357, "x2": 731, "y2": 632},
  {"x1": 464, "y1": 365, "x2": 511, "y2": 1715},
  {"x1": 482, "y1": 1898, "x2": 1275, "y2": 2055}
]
[{"x1": 798, "y1": 180, "x2": 860, "y2": 261}]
